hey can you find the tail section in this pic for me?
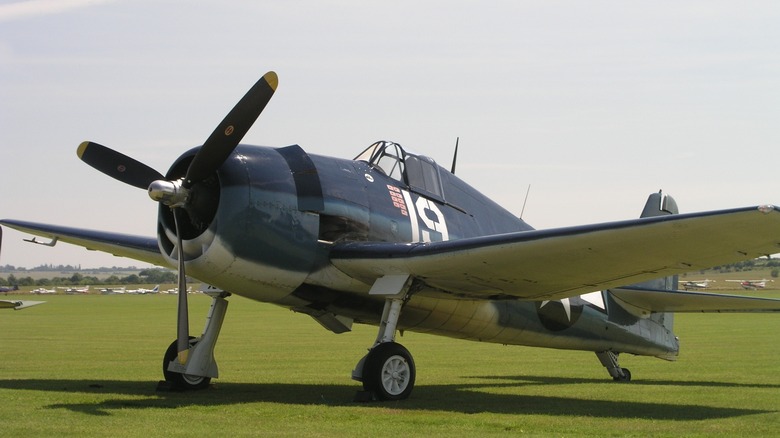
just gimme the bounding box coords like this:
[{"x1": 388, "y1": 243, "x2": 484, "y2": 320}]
[
  {"x1": 597, "y1": 191, "x2": 680, "y2": 381},
  {"x1": 610, "y1": 191, "x2": 780, "y2": 315},
  {"x1": 635, "y1": 191, "x2": 678, "y2": 333},
  {"x1": 598, "y1": 191, "x2": 780, "y2": 379}
]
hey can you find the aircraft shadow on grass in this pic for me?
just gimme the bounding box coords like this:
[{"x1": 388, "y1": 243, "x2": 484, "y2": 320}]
[
  {"x1": 466, "y1": 374, "x2": 780, "y2": 389},
  {"x1": 0, "y1": 377, "x2": 776, "y2": 418}
]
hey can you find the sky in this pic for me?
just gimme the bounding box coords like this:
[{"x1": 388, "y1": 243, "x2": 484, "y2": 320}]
[{"x1": 1, "y1": 0, "x2": 778, "y2": 268}]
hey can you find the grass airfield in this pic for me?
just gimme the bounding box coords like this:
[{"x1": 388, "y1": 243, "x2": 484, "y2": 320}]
[{"x1": 1, "y1": 291, "x2": 779, "y2": 437}]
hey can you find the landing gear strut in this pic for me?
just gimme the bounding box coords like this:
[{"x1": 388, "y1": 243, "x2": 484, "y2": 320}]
[
  {"x1": 353, "y1": 274, "x2": 416, "y2": 401},
  {"x1": 596, "y1": 351, "x2": 631, "y2": 382},
  {"x1": 160, "y1": 291, "x2": 230, "y2": 390}
]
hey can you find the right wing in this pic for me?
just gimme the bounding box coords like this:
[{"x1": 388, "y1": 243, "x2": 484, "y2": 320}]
[
  {"x1": 0, "y1": 219, "x2": 165, "y2": 266},
  {"x1": 331, "y1": 206, "x2": 780, "y2": 301}
]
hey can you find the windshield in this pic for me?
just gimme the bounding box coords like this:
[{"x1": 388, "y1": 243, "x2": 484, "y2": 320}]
[{"x1": 355, "y1": 141, "x2": 444, "y2": 200}]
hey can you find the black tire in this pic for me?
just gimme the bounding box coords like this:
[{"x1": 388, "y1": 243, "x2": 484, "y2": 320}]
[
  {"x1": 162, "y1": 337, "x2": 211, "y2": 390},
  {"x1": 362, "y1": 342, "x2": 415, "y2": 401},
  {"x1": 612, "y1": 368, "x2": 632, "y2": 382}
]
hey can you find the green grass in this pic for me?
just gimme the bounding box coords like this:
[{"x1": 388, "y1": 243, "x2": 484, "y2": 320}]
[{"x1": 1, "y1": 292, "x2": 779, "y2": 437}]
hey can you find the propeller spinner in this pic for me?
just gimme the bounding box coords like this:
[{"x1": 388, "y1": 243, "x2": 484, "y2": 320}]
[{"x1": 77, "y1": 71, "x2": 278, "y2": 365}]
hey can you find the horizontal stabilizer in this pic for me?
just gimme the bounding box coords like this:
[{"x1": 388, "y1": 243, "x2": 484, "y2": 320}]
[
  {"x1": 610, "y1": 286, "x2": 780, "y2": 316},
  {"x1": 0, "y1": 300, "x2": 45, "y2": 310}
]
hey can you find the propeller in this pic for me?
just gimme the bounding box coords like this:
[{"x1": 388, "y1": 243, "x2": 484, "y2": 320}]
[
  {"x1": 172, "y1": 209, "x2": 189, "y2": 363},
  {"x1": 77, "y1": 141, "x2": 163, "y2": 189},
  {"x1": 77, "y1": 71, "x2": 279, "y2": 365}
]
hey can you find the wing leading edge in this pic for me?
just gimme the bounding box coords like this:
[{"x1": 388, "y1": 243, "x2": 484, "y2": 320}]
[
  {"x1": 331, "y1": 206, "x2": 780, "y2": 301},
  {"x1": 0, "y1": 219, "x2": 165, "y2": 266}
]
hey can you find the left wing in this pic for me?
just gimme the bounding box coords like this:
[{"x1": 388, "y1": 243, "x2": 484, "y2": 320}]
[
  {"x1": 331, "y1": 206, "x2": 780, "y2": 301},
  {"x1": 0, "y1": 219, "x2": 165, "y2": 266}
]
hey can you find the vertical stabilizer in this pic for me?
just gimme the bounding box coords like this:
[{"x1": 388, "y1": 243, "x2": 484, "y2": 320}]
[{"x1": 640, "y1": 190, "x2": 678, "y2": 218}]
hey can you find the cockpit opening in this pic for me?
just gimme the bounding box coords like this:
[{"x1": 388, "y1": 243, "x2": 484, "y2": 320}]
[{"x1": 355, "y1": 141, "x2": 444, "y2": 201}]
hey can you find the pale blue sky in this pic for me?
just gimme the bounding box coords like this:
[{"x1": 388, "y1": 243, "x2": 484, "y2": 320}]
[{"x1": 1, "y1": 0, "x2": 778, "y2": 268}]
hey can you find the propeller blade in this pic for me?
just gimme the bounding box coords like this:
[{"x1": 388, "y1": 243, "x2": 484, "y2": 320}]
[
  {"x1": 77, "y1": 141, "x2": 164, "y2": 190},
  {"x1": 173, "y1": 209, "x2": 190, "y2": 364},
  {"x1": 183, "y1": 71, "x2": 278, "y2": 188}
]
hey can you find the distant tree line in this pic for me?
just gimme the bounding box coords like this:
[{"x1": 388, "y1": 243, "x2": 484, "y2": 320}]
[
  {"x1": 0, "y1": 268, "x2": 176, "y2": 287},
  {"x1": 701, "y1": 258, "x2": 780, "y2": 278},
  {"x1": 0, "y1": 264, "x2": 139, "y2": 272},
  {"x1": 3, "y1": 257, "x2": 778, "y2": 287}
]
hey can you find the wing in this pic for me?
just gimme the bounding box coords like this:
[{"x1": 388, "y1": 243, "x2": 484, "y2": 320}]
[
  {"x1": 0, "y1": 219, "x2": 165, "y2": 266},
  {"x1": 331, "y1": 206, "x2": 780, "y2": 301},
  {"x1": 610, "y1": 286, "x2": 780, "y2": 314}
]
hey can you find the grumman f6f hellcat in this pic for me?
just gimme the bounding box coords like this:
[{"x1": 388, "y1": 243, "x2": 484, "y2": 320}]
[{"x1": 3, "y1": 71, "x2": 780, "y2": 401}]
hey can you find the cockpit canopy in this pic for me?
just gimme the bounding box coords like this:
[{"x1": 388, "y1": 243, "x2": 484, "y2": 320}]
[{"x1": 355, "y1": 141, "x2": 445, "y2": 201}]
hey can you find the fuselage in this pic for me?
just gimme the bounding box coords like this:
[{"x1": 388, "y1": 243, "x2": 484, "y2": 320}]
[{"x1": 160, "y1": 142, "x2": 679, "y2": 360}]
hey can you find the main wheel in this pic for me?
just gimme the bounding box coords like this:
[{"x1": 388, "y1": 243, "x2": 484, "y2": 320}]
[
  {"x1": 362, "y1": 342, "x2": 415, "y2": 401},
  {"x1": 162, "y1": 337, "x2": 211, "y2": 390}
]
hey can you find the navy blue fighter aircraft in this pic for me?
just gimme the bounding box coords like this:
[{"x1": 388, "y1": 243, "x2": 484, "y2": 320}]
[{"x1": 3, "y1": 71, "x2": 780, "y2": 400}]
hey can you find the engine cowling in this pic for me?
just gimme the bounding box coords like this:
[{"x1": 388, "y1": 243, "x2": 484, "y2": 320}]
[{"x1": 156, "y1": 144, "x2": 321, "y2": 303}]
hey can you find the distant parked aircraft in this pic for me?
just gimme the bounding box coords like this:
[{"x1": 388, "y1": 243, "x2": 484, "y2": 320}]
[
  {"x1": 31, "y1": 287, "x2": 56, "y2": 294},
  {"x1": 726, "y1": 279, "x2": 774, "y2": 290},
  {"x1": 126, "y1": 285, "x2": 160, "y2": 294},
  {"x1": 58, "y1": 286, "x2": 89, "y2": 294},
  {"x1": 0, "y1": 285, "x2": 19, "y2": 295},
  {"x1": 680, "y1": 279, "x2": 715, "y2": 290}
]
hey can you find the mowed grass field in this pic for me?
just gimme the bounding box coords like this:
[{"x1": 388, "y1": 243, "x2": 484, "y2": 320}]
[{"x1": 1, "y1": 292, "x2": 779, "y2": 437}]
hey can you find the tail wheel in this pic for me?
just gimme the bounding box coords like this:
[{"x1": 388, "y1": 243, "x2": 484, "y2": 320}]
[
  {"x1": 362, "y1": 342, "x2": 415, "y2": 401},
  {"x1": 613, "y1": 368, "x2": 632, "y2": 382},
  {"x1": 162, "y1": 337, "x2": 211, "y2": 390}
]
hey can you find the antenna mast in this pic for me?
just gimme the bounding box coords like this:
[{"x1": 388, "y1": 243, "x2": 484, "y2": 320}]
[
  {"x1": 520, "y1": 184, "x2": 531, "y2": 219},
  {"x1": 450, "y1": 137, "x2": 459, "y2": 174}
]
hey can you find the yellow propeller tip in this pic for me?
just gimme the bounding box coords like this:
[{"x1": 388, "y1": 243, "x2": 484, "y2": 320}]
[
  {"x1": 177, "y1": 349, "x2": 189, "y2": 365},
  {"x1": 76, "y1": 141, "x2": 90, "y2": 159},
  {"x1": 264, "y1": 71, "x2": 278, "y2": 91}
]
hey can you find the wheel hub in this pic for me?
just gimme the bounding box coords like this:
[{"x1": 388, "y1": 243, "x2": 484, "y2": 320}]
[{"x1": 382, "y1": 355, "x2": 410, "y2": 395}]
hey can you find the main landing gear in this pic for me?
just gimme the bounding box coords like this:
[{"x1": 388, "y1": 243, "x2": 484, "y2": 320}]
[
  {"x1": 596, "y1": 351, "x2": 632, "y2": 382},
  {"x1": 352, "y1": 274, "x2": 416, "y2": 401},
  {"x1": 159, "y1": 291, "x2": 230, "y2": 391}
]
